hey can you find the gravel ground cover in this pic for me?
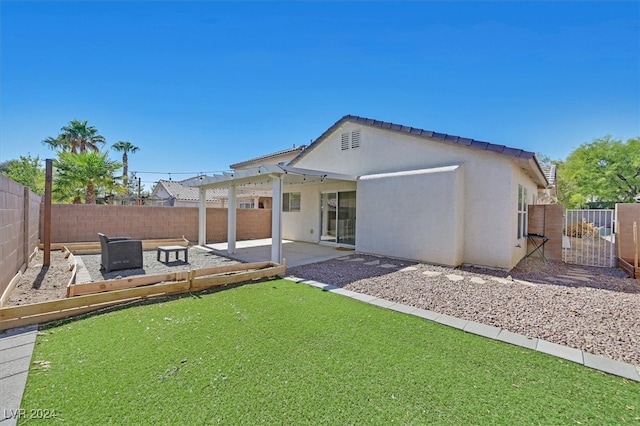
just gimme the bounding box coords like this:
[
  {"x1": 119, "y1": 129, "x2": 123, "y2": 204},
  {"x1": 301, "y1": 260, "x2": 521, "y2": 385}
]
[
  {"x1": 79, "y1": 247, "x2": 240, "y2": 282},
  {"x1": 288, "y1": 255, "x2": 640, "y2": 366}
]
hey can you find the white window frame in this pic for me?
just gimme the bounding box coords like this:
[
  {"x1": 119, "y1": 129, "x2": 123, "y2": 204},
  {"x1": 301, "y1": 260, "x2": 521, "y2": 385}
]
[
  {"x1": 283, "y1": 192, "x2": 301, "y2": 212},
  {"x1": 238, "y1": 200, "x2": 254, "y2": 209},
  {"x1": 517, "y1": 184, "x2": 528, "y2": 239}
]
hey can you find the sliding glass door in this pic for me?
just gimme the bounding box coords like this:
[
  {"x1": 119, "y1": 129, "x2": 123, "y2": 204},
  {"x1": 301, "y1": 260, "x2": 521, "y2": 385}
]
[{"x1": 320, "y1": 191, "x2": 356, "y2": 246}]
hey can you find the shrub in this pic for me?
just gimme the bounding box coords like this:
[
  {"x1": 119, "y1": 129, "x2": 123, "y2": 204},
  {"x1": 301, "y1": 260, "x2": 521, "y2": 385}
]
[{"x1": 565, "y1": 219, "x2": 598, "y2": 238}]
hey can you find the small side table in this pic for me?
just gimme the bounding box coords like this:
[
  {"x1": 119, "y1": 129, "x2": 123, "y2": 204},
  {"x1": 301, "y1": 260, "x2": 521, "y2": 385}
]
[
  {"x1": 525, "y1": 234, "x2": 549, "y2": 261},
  {"x1": 157, "y1": 245, "x2": 188, "y2": 263}
]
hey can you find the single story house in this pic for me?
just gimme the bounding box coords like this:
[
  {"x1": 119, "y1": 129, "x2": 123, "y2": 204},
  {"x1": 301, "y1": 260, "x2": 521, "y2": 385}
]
[{"x1": 184, "y1": 115, "x2": 547, "y2": 270}]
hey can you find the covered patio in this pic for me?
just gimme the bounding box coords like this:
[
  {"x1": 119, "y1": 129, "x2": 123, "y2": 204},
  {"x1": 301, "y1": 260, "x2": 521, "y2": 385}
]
[
  {"x1": 203, "y1": 238, "x2": 352, "y2": 267},
  {"x1": 182, "y1": 164, "x2": 357, "y2": 264}
]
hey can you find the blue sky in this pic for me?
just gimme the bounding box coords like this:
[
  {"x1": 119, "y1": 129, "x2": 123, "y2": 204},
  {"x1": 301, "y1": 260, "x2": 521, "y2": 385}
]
[{"x1": 1, "y1": 1, "x2": 639, "y2": 190}]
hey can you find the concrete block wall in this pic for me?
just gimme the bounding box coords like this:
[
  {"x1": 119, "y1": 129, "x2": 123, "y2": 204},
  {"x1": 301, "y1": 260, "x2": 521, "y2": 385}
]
[
  {"x1": 0, "y1": 175, "x2": 41, "y2": 296},
  {"x1": 41, "y1": 204, "x2": 272, "y2": 244},
  {"x1": 615, "y1": 203, "x2": 640, "y2": 262},
  {"x1": 527, "y1": 204, "x2": 564, "y2": 261}
]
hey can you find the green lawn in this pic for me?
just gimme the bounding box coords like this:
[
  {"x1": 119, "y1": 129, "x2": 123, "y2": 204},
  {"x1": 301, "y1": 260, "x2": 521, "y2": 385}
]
[{"x1": 21, "y1": 279, "x2": 639, "y2": 424}]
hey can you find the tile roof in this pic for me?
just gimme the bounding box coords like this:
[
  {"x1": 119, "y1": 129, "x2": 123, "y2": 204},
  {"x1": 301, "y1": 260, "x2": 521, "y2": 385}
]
[
  {"x1": 290, "y1": 114, "x2": 537, "y2": 163},
  {"x1": 154, "y1": 179, "x2": 227, "y2": 202},
  {"x1": 230, "y1": 145, "x2": 307, "y2": 169},
  {"x1": 288, "y1": 114, "x2": 547, "y2": 187}
]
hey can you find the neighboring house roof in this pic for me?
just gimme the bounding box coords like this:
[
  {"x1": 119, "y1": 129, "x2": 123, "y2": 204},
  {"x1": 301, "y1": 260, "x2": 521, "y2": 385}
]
[
  {"x1": 152, "y1": 179, "x2": 227, "y2": 202},
  {"x1": 540, "y1": 164, "x2": 557, "y2": 186},
  {"x1": 230, "y1": 145, "x2": 307, "y2": 170},
  {"x1": 288, "y1": 114, "x2": 548, "y2": 187}
]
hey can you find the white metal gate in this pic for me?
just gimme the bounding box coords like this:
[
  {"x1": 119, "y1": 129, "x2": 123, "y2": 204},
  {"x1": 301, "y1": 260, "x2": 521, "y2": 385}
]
[{"x1": 563, "y1": 209, "x2": 615, "y2": 267}]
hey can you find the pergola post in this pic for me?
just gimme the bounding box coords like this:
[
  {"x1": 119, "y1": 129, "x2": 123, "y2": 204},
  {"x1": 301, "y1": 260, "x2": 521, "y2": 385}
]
[
  {"x1": 228, "y1": 184, "x2": 237, "y2": 254},
  {"x1": 271, "y1": 175, "x2": 283, "y2": 264},
  {"x1": 198, "y1": 187, "x2": 206, "y2": 245}
]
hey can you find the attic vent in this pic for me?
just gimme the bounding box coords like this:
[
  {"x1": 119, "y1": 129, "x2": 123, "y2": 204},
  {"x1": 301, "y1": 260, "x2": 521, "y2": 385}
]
[
  {"x1": 351, "y1": 130, "x2": 360, "y2": 148},
  {"x1": 341, "y1": 132, "x2": 349, "y2": 150}
]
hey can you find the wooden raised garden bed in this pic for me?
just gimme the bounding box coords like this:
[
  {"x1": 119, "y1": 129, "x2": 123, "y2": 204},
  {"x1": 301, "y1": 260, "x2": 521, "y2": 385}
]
[{"x1": 0, "y1": 260, "x2": 285, "y2": 331}]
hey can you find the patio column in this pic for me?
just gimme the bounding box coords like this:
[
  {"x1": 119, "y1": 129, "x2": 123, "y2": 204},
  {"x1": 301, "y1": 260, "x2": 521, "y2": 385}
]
[
  {"x1": 271, "y1": 175, "x2": 283, "y2": 264},
  {"x1": 198, "y1": 187, "x2": 206, "y2": 245},
  {"x1": 228, "y1": 184, "x2": 237, "y2": 254}
]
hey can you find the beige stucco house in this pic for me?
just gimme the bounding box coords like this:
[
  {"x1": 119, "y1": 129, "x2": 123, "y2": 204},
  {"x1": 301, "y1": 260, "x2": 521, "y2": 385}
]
[{"x1": 185, "y1": 115, "x2": 548, "y2": 270}]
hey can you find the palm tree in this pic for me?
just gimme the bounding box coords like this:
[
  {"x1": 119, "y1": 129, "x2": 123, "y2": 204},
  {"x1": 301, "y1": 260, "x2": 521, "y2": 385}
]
[
  {"x1": 53, "y1": 151, "x2": 122, "y2": 204},
  {"x1": 43, "y1": 119, "x2": 106, "y2": 153},
  {"x1": 111, "y1": 141, "x2": 140, "y2": 187}
]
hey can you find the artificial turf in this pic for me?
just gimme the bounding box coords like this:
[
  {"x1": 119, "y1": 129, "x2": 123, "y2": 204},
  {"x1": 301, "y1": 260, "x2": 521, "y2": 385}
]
[{"x1": 19, "y1": 279, "x2": 639, "y2": 424}]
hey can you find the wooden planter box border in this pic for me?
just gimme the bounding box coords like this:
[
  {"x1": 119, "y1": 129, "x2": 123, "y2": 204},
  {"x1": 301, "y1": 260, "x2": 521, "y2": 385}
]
[
  {"x1": 618, "y1": 257, "x2": 639, "y2": 279},
  {"x1": 0, "y1": 261, "x2": 285, "y2": 331}
]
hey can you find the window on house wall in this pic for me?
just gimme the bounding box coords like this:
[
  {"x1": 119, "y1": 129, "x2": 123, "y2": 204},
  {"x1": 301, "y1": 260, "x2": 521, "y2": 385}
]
[
  {"x1": 517, "y1": 184, "x2": 528, "y2": 239},
  {"x1": 238, "y1": 201, "x2": 254, "y2": 209},
  {"x1": 283, "y1": 192, "x2": 301, "y2": 212}
]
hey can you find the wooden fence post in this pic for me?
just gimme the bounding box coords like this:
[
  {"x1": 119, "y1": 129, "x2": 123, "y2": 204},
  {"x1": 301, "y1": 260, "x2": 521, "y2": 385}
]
[{"x1": 43, "y1": 159, "x2": 52, "y2": 266}]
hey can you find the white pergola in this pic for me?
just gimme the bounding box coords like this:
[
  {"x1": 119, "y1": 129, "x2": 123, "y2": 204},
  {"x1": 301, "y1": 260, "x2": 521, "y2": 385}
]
[{"x1": 182, "y1": 164, "x2": 357, "y2": 264}]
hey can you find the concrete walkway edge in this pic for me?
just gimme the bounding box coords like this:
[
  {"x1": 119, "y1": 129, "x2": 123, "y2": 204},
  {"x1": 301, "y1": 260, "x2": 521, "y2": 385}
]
[
  {"x1": 0, "y1": 325, "x2": 38, "y2": 425},
  {"x1": 286, "y1": 276, "x2": 640, "y2": 383}
]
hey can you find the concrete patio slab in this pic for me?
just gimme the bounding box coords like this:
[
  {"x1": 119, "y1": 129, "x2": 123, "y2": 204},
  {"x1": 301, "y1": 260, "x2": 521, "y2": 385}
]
[
  {"x1": 204, "y1": 239, "x2": 350, "y2": 267},
  {"x1": 536, "y1": 339, "x2": 584, "y2": 364}
]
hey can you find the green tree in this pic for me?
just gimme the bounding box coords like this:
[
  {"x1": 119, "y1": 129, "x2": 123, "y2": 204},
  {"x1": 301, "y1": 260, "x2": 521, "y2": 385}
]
[
  {"x1": 53, "y1": 151, "x2": 123, "y2": 204},
  {"x1": 43, "y1": 119, "x2": 106, "y2": 154},
  {"x1": 111, "y1": 141, "x2": 140, "y2": 189},
  {"x1": 0, "y1": 155, "x2": 45, "y2": 194},
  {"x1": 557, "y1": 136, "x2": 639, "y2": 208}
]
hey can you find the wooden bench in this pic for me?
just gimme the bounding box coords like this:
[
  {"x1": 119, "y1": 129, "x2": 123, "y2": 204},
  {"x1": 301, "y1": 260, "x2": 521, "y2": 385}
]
[{"x1": 157, "y1": 245, "x2": 188, "y2": 264}]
